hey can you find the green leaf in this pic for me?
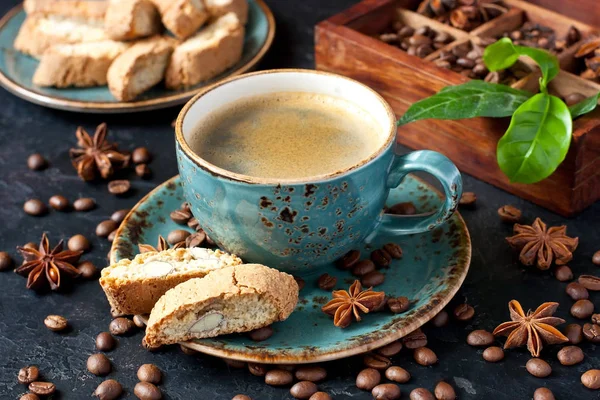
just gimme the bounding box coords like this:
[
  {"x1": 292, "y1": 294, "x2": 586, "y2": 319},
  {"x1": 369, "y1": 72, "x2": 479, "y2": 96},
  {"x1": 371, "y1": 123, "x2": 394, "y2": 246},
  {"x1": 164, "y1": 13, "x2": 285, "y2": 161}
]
[
  {"x1": 569, "y1": 92, "x2": 600, "y2": 118},
  {"x1": 483, "y1": 38, "x2": 519, "y2": 72},
  {"x1": 514, "y1": 46, "x2": 559, "y2": 91},
  {"x1": 398, "y1": 81, "x2": 532, "y2": 126},
  {"x1": 497, "y1": 93, "x2": 572, "y2": 184}
]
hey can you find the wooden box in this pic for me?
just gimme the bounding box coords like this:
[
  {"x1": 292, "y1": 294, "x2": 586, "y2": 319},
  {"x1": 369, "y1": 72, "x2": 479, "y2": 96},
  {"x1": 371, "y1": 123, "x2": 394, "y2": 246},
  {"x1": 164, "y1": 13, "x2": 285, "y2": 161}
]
[{"x1": 315, "y1": 0, "x2": 600, "y2": 216}]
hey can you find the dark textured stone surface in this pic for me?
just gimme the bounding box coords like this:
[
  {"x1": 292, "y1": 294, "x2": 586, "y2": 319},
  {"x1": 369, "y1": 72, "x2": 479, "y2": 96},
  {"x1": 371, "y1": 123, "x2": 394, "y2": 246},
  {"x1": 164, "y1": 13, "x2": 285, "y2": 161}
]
[{"x1": 0, "y1": 1, "x2": 599, "y2": 399}]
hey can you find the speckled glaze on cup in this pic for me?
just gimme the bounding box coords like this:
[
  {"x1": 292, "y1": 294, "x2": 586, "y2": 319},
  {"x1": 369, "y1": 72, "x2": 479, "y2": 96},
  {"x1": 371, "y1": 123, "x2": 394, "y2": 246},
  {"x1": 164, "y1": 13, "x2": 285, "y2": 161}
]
[{"x1": 175, "y1": 69, "x2": 462, "y2": 273}]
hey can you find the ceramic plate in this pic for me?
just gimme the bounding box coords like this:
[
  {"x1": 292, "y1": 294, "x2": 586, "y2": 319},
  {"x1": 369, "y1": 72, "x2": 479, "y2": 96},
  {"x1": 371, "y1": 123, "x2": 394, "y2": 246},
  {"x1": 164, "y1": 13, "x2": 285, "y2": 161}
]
[
  {"x1": 111, "y1": 175, "x2": 471, "y2": 364},
  {"x1": 0, "y1": 0, "x2": 274, "y2": 113}
]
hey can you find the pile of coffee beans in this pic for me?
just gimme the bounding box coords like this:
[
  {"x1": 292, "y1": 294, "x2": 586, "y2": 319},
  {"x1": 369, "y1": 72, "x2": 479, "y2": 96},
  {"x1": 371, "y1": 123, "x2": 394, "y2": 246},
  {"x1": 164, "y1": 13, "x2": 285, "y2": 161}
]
[
  {"x1": 499, "y1": 23, "x2": 580, "y2": 54},
  {"x1": 17, "y1": 366, "x2": 56, "y2": 399},
  {"x1": 379, "y1": 23, "x2": 454, "y2": 59},
  {"x1": 416, "y1": 0, "x2": 508, "y2": 31}
]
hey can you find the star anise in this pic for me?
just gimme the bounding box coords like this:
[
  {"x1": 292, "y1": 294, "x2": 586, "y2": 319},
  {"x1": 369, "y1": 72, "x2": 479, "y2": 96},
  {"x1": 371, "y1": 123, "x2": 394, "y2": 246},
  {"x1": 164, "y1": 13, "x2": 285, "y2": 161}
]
[
  {"x1": 506, "y1": 218, "x2": 578, "y2": 270},
  {"x1": 321, "y1": 280, "x2": 385, "y2": 328},
  {"x1": 69, "y1": 123, "x2": 130, "y2": 181},
  {"x1": 493, "y1": 300, "x2": 568, "y2": 357},
  {"x1": 138, "y1": 235, "x2": 184, "y2": 253},
  {"x1": 15, "y1": 233, "x2": 82, "y2": 290}
]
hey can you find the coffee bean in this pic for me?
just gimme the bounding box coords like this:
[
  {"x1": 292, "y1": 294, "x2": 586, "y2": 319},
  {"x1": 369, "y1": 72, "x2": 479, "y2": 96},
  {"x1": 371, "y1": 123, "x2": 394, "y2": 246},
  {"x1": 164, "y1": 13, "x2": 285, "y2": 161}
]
[
  {"x1": 409, "y1": 34, "x2": 432, "y2": 46},
  {"x1": 383, "y1": 243, "x2": 402, "y2": 259},
  {"x1": 593, "y1": 250, "x2": 600, "y2": 265},
  {"x1": 180, "y1": 344, "x2": 196, "y2": 355},
  {"x1": 361, "y1": 271, "x2": 385, "y2": 287},
  {"x1": 265, "y1": 369, "x2": 293, "y2": 386},
  {"x1": 134, "y1": 382, "x2": 162, "y2": 400},
  {"x1": 526, "y1": 358, "x2": 552, "y2": 378},
  {"x1": 136, "y1": 363, "x2": 162, "y2": 384},
  {"x1": 317, "y1": 273, "x2": 337, "y2": 290},
  {"x1": 96, "y1": 332, "x2": 116, "y2": 351},
  {"x1": 356, "y1": 368, "x2": 381, "y2": 390},
  {"x1": 294, "y1": 276, "x2": 305, "y2": 291},
  {"x1": 309, "y1": 393, "x2": 331, "y2": 400},
  {"x1": 185, "y1": 231, "x2": 206, "y2": 248},
  {"x1": 187, "y1": 217, "x2": 201, "y2": 231},
  {"x1": 223, "y1": 358, "x2": 246, "y2": 369},
  {"x1": 94, "y1": 379, "x2": 123, "y2": 400},
  {"x1": 23, "y1": 199, "x2": 47, "y2": 216},
  {"x1": 132, "y1": 147, "x2": 152, "y2": 164},
  {"x1": 76, "y1": 261, "x2": 97, "y2": 279},
  {"x1": 554, "y1": 265, "x2": 573, "y2": 282},
  {"x1": 533, "y1": 387, "x2": 555, "y2": 400},
  {"x1": 20, "y1": 394, "x2": 40, "y2": 400},
  {"x1": 107, "y1": 230, "x2": 117, "y2": 242},
  {"x1": 414, "y1": 347, "x2": 437, "y2": 366},
  {"x1": 232, "y1": 396, "x2": 252, "y2": 400},
  {"x1": 564, "y1": 324, "x2": 583, "y2": 344},
  {"x1": 564, "y1": 93, "x2": 586, "y2": 107},
  {"x1": 96, "y1": 220, "x2": 119, "y2": 238},
  {"x1": 371, "y1": 249, "x2": 392, "y2": 268},
  {"x1": 372, "y1": 295, "x2": 388, "y2": 313},
  {"x1": 566, "y1": 282, "x2": 589, "y2": 300},
  {"x1": 434, "y1": 381, "x2": 456, "y2": 400},
  {"x1": 410, "y1": 388, "x2": 434, "y2": 400},
  {"x1": 108, "y1": 180, "x2": 130, "y2": 195},
  {"x1": 453, "y1": 303, "x2": 475, "y2": 321},
  {"x1": 133, "y1": 315, "x2": 146, "y2": 328},
  {"x1": 579, "y1": 275, "x2": 600, "y2": 291},
  {"x1": 385, "y1": 366, "x2": 410, "y2": 383},
  {"x1": 372, "y1": 383, "x2": 401, "y2": 400},
  {"x1": 247, "y1": 325, "x2": 273, "y2": 341},
  {"x1": 459, "y1": 192, "x2": 476, "y2": 208},
  {"x1": 482, "y1": 346, "x2": 504, "y2": 362},
  {"x1": 290, "y1": 381, "x2": 318, "y2": 399},
  {"x1": 27, "y1": 153, "x2": 48, "y2": 170},
  {"x1": 352, "y1": 260, "x2": 376, "y2": 276},
  {"x1": 74, "y1": 197, "x2": 95, "y2": 211},
  {"x1": 87, "y1": 353, "x2": 111, "y2": 376},
  {"x1": 136, "y1": 164, "x2": 152, "y2": 179},
  {"x1": 295, "y1": 366, "x2": 327, "y2": 382},
  {"x1": 49, "y1": 195, "x2": 69, "y2": 211},
  {"x1": 403, "y1": 329, "x2": 427, "y2": 349},
  {"x1": 431, "y1": 310, "x2": 449, "y2": 327},
  {"x1": 68, "y1": 234, "x2": 90, "y2": 252},
  {"x1": 363, "y1": 353, "x2": 391, "y2": 370},
  {"x1": 0, "y1": 251, "x2": 13, "y2": 271},
  {"x1": 583, "y1": 323, "x2": 600, "y2": 343},
  {"x1": 109, "y1": 209, "x2": 129, "y2": 223},
  {"x1": 377, "y1": 340, "x2": 403, "y2": 357},
  {"x1": 109, "y1": 317, "x2": 135, "y2": 335},
  {"x1": 387, "y1": 202, "x2": 417, "y2": 215},
  {"x1": 44, "y1": 315, "x2": 67, "y2": 332},
  {"x1": 29, "y1": 381, "x2": 55, "y2": 396},
  {"x1": 571, "y1": 299, "x2": 594, "y2": 319},
  {"x1": 472, "y1": 63, "x2": 488, "y2": 76},
  {"x1": 337, "y1": 250, "x2": 360, "y2": 270},
  {"x1": 277, "y1": 364, "x2": 296, "y2": 372},
  {"x1": 466, "y1": 330, "x2": 494, "y2": 346},
  {"x1": 456, "y1": 57, "x2": 475, "y2": 68},
  {"x1": 167, "y1": 229, "x2": 190, "y2": 245},
  {"x1": 581, "y1": 369, "x2": 600, "y2": 389},
  {"x1": 387, "y1": 296, "x2": 410, "y2": 313},
  {"x1": 18, "y1": 366, "x2": 39, "y2": 384},
  {"x1": 248, "y1": 363, "x2": 268, "y2": 377},
  {"x1": 557, "y1": 345, "x2": 584, "y2": 366},
  {"x1": 170, "y1": 209, "x2": 192, "y2": 224}
]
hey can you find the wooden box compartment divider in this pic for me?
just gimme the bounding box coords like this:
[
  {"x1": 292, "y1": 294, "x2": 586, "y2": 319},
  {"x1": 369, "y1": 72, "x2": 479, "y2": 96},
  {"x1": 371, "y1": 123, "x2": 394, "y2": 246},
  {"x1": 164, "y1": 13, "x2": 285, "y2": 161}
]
[{"x1": 315, "y1": 0, "x2": 600, "y2": 216}]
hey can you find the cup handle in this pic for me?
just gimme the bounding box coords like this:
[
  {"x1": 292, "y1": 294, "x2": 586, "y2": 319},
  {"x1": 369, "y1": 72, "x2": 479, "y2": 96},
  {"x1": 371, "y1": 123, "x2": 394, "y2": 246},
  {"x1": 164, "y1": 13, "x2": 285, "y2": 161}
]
[{"x1": 376, "y1": 150, "x2": 462, "y2": 236}]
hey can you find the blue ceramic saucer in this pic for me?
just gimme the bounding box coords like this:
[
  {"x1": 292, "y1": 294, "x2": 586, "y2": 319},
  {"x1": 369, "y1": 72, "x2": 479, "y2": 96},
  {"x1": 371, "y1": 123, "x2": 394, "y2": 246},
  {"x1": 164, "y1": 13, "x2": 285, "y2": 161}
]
[
  {"x1": 110, "y1": 175, "x2": 471, "y2": 364},
  {"x1": 0, "y1": 0, "x2": 274, "y2": 113}
]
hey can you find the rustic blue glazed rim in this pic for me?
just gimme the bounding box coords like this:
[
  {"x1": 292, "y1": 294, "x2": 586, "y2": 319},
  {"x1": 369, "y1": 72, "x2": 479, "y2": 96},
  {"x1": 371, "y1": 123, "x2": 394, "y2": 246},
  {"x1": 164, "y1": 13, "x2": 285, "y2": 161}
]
[
  {"x1": 111, "y1": 175, "x2": 471, "y2": 363},
  {"x1": 0, "y1": 0, "x2": 274, "y2": 113}
]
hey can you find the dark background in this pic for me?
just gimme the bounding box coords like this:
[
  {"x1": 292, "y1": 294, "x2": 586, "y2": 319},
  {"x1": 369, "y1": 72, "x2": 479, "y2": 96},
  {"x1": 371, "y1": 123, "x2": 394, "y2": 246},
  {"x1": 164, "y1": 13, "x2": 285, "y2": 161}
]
[{"x1": 1, "y1": 0, "x2": 599, "y2": 399}]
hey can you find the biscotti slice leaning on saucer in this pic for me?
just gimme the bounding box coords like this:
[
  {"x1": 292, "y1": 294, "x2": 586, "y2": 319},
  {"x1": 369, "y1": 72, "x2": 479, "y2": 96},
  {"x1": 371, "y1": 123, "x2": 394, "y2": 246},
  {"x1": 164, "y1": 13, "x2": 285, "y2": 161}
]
[
  {"x1": 107, "y1": 35, "x2": 177, "y2": 101},
  {"x1": 144, "y1": 264, "x2": 298, "y2": 347},
  {"x1": 14, "y1": 15, "x2": 108, "y2": 58},
  {"x1": 165, "y1": 12, "x2": 243, "y2": 89},
  {"x1": 150, "y1": 0, "x2": 209, "y2": 39},
  {"x1": 104, "y1": 0, "x2": 161, "y2": 41},
  {"x1": 205, "y1": 0, "x2": 248, "y2": 24},
  {"x1": 100, "y1": 247, "x2": 243, "y2": 316},
  {"x1": 24, "y1": 0, "x2": 107, "y2": 21},
  {"x1": 33, "y1": 40, "x2": 131, "y2": 87}
]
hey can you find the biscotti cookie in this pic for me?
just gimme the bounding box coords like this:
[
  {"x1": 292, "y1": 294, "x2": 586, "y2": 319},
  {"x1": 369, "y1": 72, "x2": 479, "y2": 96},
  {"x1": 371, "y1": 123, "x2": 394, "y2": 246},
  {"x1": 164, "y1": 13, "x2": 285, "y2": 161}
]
[
  {"x1": 107, "y1": 35, "x2": 177, "y2": 101},
  {"x1": 104, "y1": 0, "x2": 161, "y2": 41},
  {"x1": 151, "y1": 0, "x2": 209, "y2": 39},
  {"x1": 24, "y1": 0, "x2": 107, "y2": 21},
  {"x1": 33, "y1": 40, "x2": 131, "y2": 87},
  {"x1": 144, "y1": 264, "x2": 298, "y2": 347},
  {"x1": 100, "y1": 247, "x2": 242, "y2": 316},
  {"x1": 165, "y1": 12, "x2": 243, "y2": 89},
  {"x1": 14, "y1": 15, "x2": 108, "y2": 59},
  {"x1": 205, "y1": 0, "x2": 248, "y2": 24}
]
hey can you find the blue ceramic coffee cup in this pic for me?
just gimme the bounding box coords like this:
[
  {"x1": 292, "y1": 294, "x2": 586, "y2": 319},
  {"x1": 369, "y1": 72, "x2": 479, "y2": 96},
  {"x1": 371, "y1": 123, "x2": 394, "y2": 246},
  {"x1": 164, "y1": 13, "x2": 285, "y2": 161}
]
[{"x1": 175, "y1": 69, "x2": 462, "y2": 273}]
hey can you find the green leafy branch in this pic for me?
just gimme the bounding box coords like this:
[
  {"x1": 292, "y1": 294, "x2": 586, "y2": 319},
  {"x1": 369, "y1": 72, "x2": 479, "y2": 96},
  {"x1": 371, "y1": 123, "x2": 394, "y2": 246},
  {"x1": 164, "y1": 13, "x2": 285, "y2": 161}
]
[{"x1": 398, "y1": 38, "x2": 600, "y2": 184}]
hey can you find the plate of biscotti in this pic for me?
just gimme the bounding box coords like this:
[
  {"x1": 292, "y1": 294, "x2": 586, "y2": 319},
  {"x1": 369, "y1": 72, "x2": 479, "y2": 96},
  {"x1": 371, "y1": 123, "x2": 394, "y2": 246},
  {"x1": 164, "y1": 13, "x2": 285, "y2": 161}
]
[{"x1": 0, "y1": 0, "x2": 274, "y2": 113}]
